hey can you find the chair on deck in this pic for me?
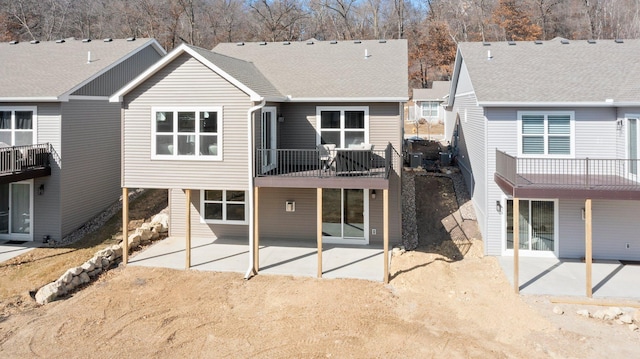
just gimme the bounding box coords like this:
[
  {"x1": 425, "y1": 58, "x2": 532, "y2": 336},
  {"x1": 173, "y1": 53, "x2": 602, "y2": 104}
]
[{"x1": 318, "y1": 143, "x2": 336, "y2": 171}]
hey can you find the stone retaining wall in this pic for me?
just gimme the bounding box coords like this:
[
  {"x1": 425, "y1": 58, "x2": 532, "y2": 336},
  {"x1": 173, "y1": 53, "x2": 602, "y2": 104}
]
[{"x1": 35, "y1": 213, "x2": 169, "y2": 305}]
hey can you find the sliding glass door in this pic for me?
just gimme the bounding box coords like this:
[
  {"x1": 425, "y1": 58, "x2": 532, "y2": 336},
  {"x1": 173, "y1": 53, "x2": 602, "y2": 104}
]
[
  {"x1": 505, "y1": 199, "x2": 555, "y2": 254},
  {"x1": 322, "y1": 188, "x2": 368, "y2": 244},
  {"x1": 0, "y1": 181, "x2": 33, "y2": 241}
]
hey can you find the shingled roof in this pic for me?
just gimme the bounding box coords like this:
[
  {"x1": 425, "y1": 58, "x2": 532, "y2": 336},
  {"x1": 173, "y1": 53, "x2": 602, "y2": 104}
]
[
  {"x1": 0, "y1": 38, "x2": 164, "y2": 101},
  {"x1": 213, "y1": 39, "x2": 408, "y2": 101},
  {"x1": 413, "y1": 81, "x2": 450, "y2": 101},
  {"x1": 454, "y1": 38, "x2": 640, "y2": 104}
]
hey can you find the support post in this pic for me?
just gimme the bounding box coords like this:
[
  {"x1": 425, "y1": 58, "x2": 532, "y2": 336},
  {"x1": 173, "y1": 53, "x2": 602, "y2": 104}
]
[
  {"x1": 513, "y1": 198, "x2": 519, "y2": 294},
  {"x1": 317, "y1": 188, "x2": 323, "y2": 278},
  {"x1": 254, "y1": 187, "x2": 260, "y2": 274},
  {"x1": 383, "y1": 189, "x2": 389, "y2": 284},
  {"x1": 185, "y1": 189, "x2": 191, "y2": 270},
  {"x1": 122, "y1": 187, "x2": 129, "y2": 265},
  {"x1": 585, "y1": 198, "x2": 593, "y2": 298}
]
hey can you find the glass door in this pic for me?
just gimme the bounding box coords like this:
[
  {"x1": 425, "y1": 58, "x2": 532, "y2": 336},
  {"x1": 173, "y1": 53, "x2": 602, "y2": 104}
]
[
  {"x1": 0, "y1": 181, "x2": 32, "y2": 241},
  {"x1": 322, "y1": 188, "x2": 367, "y2": 244},
  {"x1": 261, "y1": 107, "x2": 277, "y2": 173},
  {"x1": 505, "y1": 199, "x2": 555, "y2": 253}
]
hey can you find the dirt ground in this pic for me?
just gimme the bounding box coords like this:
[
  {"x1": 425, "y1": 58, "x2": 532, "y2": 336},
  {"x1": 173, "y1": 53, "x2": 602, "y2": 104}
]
[
  {"x1": 404, "y1": 121, "x2": 444, "y2": 139},
  {"x1": 1, "y1": 183, "x2": 639, "y2": 357}
]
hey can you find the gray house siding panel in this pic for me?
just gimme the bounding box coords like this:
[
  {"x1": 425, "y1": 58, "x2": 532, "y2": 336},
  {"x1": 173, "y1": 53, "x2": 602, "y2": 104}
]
[
  {"x1": 591, "y1": 200, "x2": 640, "y2": 260},
  {"x1": 72, "y1": 45, "x2": 163, "y2": 97},
  {"x1": 616, "y1": 107, "x2": 640, "y2": 160},
  {"x1": 557, "y1": 199, "x2": 585, "y2": 258},
  {"x1": 169, "y1": 188, "x2": 249, "y2": 239},
  {"x1": 59, "y1": 100, "x2": 122, "y2": 236},
  {"x1": 279, "y1": 102, "x2": 402, "y2": 152},
  {"x1": 122, "y1": 54, "x2": 253, "y2": 189},
  {"x1": 34, "y1": 103, "x2": 63, "y2": 241}
]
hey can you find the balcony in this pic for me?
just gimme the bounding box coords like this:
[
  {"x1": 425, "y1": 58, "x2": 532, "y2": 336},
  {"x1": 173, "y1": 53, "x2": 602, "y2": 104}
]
[
  {"x1": 0, "y1": 143, "x2": 52, "y2": 184},
  {"x1": 495, "y1": 149, "x2": 640, "y2": 200},
  {"x1": 255, "y1": 144, "x2": 400, "y2": 189}
]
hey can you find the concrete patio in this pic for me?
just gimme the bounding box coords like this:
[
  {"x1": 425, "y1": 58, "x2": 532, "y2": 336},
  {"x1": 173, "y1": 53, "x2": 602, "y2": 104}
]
[
  {"x1": 0, "y1": 240, "x2": 39, "y2": 263},
  {"x1": 498, "y1": 256, "x2": 640, "y2": 299},
  {"x1": 129, "y1": 236, "x2": 385, "y2": 282}
]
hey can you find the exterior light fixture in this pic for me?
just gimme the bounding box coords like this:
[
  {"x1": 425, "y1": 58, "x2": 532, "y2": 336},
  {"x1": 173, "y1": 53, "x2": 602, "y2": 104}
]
[
  {"x1": 496, "y1": 200, "x2": 502, "y2": 213},
  {"x1": 371, "y1": 190, "x2": 376, "y2": 199}
]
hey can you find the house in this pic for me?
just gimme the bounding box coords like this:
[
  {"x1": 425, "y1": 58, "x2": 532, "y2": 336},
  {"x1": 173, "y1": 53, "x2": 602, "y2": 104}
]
[
  {"x1": 110, "y1": 39, "x2": 408, "y2": 282},
  {"x1": 410, "y1": 81, "x2": 449, "y2": 124},
  {"x1": 445, "y1": 38, "x2": 640, "y2": 296},
  {"x1": 0, "y1": 38, "x2": 165, "y2": 243}
]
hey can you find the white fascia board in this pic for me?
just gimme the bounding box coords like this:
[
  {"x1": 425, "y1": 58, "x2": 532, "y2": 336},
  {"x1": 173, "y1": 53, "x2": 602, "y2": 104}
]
[
  {"x1": 61, "y1": 39, "x2": 166, "y2": 101},
  {"x1": 477, "y1": 101, "x2": 620, "y2": 107},
  {"x1": 287, "y1": 97, "x2": 409, "y2": 102},
  {"x1": 67, "y1": 95, "x2": 110, "y2": 101},
  {"x1": 0, "y1": 97, "x2": 59, "y2": 102}
]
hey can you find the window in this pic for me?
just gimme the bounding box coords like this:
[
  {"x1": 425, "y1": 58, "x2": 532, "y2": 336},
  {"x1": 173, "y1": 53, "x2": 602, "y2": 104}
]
[
  {"x1": 505, "y1": 199, "x2": 555, "y2": 252},
  {"x1": 518, "y1": 111, "x2": 573, "y2": 156},
  {"x1": 0, "y1": 108, "x2": 36, "y2": 146},
  {"x1": 152, "y1": 107, "x2": 222, "y2": 159},
  {"x1": 201, "y1": 190, "x2": 247, "y2": 224},
  {"x1": 420, "y1": 101, "x2": 439, "y2": 118},
  {"x1": 317, "y1": 106, "x2": 368, "y2": 148}
]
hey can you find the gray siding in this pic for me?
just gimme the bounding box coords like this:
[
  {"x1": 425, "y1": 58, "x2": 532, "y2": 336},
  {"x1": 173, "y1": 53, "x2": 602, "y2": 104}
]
[
  {"x1": 122, "y1": 54, "x2": 253, "y2": 189},
  {"x1": 451, "y1": 60, "x2": 487, "y2": 252},
  {"x1": 278, "y1": 102, "x2": 402, "y2": 152},
  {"x1": 72, "y1": 45, "x2": 163, "y2": 97},
  {"x1": 485, "y1": 107, "x2": 620, "y2": 256},
  {"x1": 35, "y1": 103, "x2": 63, "y2": 241},
  {"x1": 59, "y1": 100, "x2": 122, "y2": 236}
]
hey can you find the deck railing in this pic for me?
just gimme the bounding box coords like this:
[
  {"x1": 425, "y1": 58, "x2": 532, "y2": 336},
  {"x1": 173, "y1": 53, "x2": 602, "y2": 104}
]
[
  {"x1": 256, "y1": 144, "x2": 400, "y2": 179},
  {"x1": 0, "y1": 143, "x2": 51, "y2": 175},
  {"x1": 496, "y1": 149, "x2": 640, "y2": 189}
]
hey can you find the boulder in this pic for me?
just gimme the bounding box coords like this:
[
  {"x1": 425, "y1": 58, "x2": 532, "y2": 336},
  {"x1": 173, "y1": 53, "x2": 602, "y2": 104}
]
[
  {"x1": 81, "y1": 261, "x2": 95, "y2": 272},
  {"x1": 71, "y1": 276, "x2": 81, "y2": 287},
  {"x1": 151, "y1": 213, "x2": 169, "y2": 233},
  {"x1": 136, "y1": 227, "x2": 152, "y2": 242},
  {"x1": 59, "y1": 270, "x2": 74, "y2": 284},
  {"x1": 150, "y1": 228, "x2": 160, "y2": 240},
  {"x1": 128, "y1": 233, "x2": 141, "y2": 246},
  {"x1": 607, "y1": 307, "x2": 623, "y2": 318},
  {"x1": 88, "y1": 256, "x2": 102, "y2": 269},
  {"x1": 619, "y1": 314, "x2": 633, "y2": 324},
  {"x1": 630, "y1": 324, "x2": 639, "y2": 332},
  {"x1": 634, "y1": 309, "x2": 640, "y2": 324},
  {"x1": 577, "y1": 309, "x2": 590, "y2": 318},
  {"x1": 79, "y1": 272, "x2": 90, "y2": 284},
  {"x1": 553, "y1": 306, "x2": 564, "y2": 315},
  {"x1": 110, "y1": 244, "x2": 123, "y2": 258},
  {"x1": 68, "y1": 266, "x2": 84, "y2": 276},
  {"x1": 101, "y1": 257, "x2": 110, "y2": 269},
  {"x1": 593, "y1": 310, "x2": 615, "y2": 321},
  {"x1": 35, "y1": 282, "x2": 63, "y2": 305}
]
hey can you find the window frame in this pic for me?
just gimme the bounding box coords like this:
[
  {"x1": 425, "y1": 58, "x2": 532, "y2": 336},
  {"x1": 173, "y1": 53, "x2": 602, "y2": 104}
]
[
  {"x1": 517, "y1": 111, "x2": 575, "y2": 158},
  {"x1": 501, "y1": 196, "x2": 559, "y2": 258},
  {"x1": 316, "y1": 106, "x2": 369, "y2": 149},
  {"x1": 151, "y1": 106, "x2": 223, "y2": 161},
  {"x1": 420, "y1": 101, "x2": 439, "y2": 118},
  {"x1": 200, "y1": 189, "x2": 248, "y2": 225},
  {"x1": 0, "y1": 106, "x2": 37, "y2": 146}
]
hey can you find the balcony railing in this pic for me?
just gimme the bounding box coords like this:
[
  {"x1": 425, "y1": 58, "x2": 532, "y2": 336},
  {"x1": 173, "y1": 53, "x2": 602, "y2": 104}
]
[
  {"x1": 495, "y1": 149, "x2": 640, "y2": 190},
  {"x1": 0, "y1": 143, "x2": 51, "y2": 176},
  {"x1": 256, "y1": 144, "x2": 400, "y2": 180}
]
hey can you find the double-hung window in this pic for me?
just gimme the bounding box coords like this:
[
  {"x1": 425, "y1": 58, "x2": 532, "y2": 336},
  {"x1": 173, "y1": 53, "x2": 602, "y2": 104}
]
[
  {"x1": 201, "y1": 190, "x2": 247, "y2": 224},
  {"x1": 0, "y1": 108, "x2": 36, "y2": 146},
  {"x1": 317, "y1": 106, "x2": 368, "y2": 148},
  {"x1": 420, "y1": 101, "x2": 439, "y2": 118},
  {"x1": 518, "y1": 111, "x2": 574, "y2": 156},
  {"x1": 153, "y1": 107, "x2": 222, "y2": 160}
]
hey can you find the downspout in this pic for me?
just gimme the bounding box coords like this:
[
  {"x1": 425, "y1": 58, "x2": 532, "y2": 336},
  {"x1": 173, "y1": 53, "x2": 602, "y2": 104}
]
[{"x1": 245, "y1": 99, "x2": 266, "y2": 279}]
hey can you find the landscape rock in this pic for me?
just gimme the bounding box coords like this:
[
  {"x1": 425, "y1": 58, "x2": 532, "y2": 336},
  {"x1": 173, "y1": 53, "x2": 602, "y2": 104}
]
[
  {"x1": 593, "y1": 310, "x2": 614, "y2": 321},
  {"x1": 619, "y1": 314, "x2": 633, "y2": 324},
  {"x1": 608, "y1": 307, "x2": 623, "y2": 318},
  {"x1": 68, "y1": 266, "x2": 83, "y2": 276},
  {"x1": 59, "y1": 270, "x2": 74, "y2": 284},
  {"x1": 71, "y1": 276, "x2": 81, "y2": 287},
  {"x1": 137, "y1": 227, "x2": 152, "y2": 242},
  {"x1": 151, "y1": 213, "x2": 169, "y2": 233},
  {"x1": 35, "y1": 282, "x2": 62, "y2": 305},
  {"x1": 81, "y1": 261, "x2": 95, "y2": 272},
  {"x1": 150, "y1": 228, "x2": 160, "y2": 240},
  {"x1": 101, "y1": 257, "x2": 110, "y2": 269},
  {"x1": 633, "y1": 309, "x2": 640, "y2": 324},
  {"x1": 79, "y1": 272, "x2": 90, "y2": 284},
  {"x1": 577, "y1": 309, "x2": 590, "y2": 318},
  {"x1": 553, "y1": 306, "x2": 564, "y2": 315},
  {"x1": 128, "y1": 233, "x2": 141, "y2": 247},
  {"x1": 630, "y1": 324, "x2": 639, "y2": 332},
  {"x1": 88, "y1": 256, "x2": 102, "y2": 269}
]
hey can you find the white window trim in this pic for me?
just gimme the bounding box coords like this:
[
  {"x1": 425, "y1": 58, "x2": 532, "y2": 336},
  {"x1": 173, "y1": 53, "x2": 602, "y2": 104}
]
[
  {"x1": 200, "y1": 189, "x2": 248, "y2": 225},
  {"x1": 517, "y1": 111, "x2": 575, "y2": 158},
  {"x1": 420, "y1": 101, "x2": 439, "y2": 118},
  {"x1": 500, "y1": 195, "x2": 559, "y2": 258},
  {"x1": 316, "y1": 106, "x2": 369, "y2": 148},
  {"x1": 0, "y1": 106, "x2": 38, "y2": 145},
  {"x1": 624, "y1": 115, "x2": 640, "y2": 180},
  {"x1": 151, "y1": 106, "x2": 223, "y2": 161}
]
